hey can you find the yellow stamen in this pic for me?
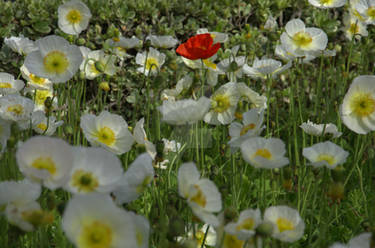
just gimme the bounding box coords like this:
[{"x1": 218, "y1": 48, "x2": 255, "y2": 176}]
[
  {"x1": 316, "y1": 154, "x2": 336, "y2": 166},
  {"x1": 78, "y1": 221, "x2": 113, "y2": 248},
  {"x1": 212, "y1": 94, "x2": 231, "y2": 113},
  {"x1": 66, "y1": 9, "x2": 82, "y2": 24},
  {"x1": 240, "y1": 123, "x2": 256, "y2": 135},
  {"x1": 276, "y1": 218, "x2": 295, "y2": 232},
  {"x1": 0, "y1": 82, "x2": 12, "y2": 88},
  {"x1": 71, "y1": 170, "x2": 99, "y2": 192},
  {"x1": 236, "y1": 218, "x2": 255, "y2": 231},
  {"x1": 145, "y1": 57, "x2": 159, "y2": 71},
  {"x1": 43, "y1": 51, "x2": 69, "y2": 74},
  {"x1": 254, "y1": 148, "x2": 272, "y2": 160},
  {"x1": 95, "y1": 126, "x2": 116, "y2": 146},
  {"x1": 349, "y1": 92, "x2": 375, "y2": 117},
  {"x1": 30, "y1": 74, "x2": 46, "y2": 85},
  {"x1": 7, "y1": 104, "x2": 24, "y2": 116},
  {"x1": 190, "y1": 185, "x2": 207, "y2": 207},
  {"x1": 31, "y1": 157, "x2": 56, "y2": 175},
  {"x1": 292, "y1": 31, "x2": 313, "y2": 48}
]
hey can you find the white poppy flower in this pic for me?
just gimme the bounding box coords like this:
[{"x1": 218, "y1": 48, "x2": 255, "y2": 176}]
[
  {"x1": 129, "y1": 212, "x2": 150, "y2": 248},
  {"x1": 28, "y1": 111, "x2": 63, "y2": 136},
  {"x1": 133, "y1": 118, "x2": 156, "y2": 159},
  {"x1": 4, "y1": 35, "x2": 37, "y2": 55},
  {"x1": 343, "y1": 13, "x2": 368, "y2": 40},
  {"x1": 106, "y1": 36, "x2": 141, "y2": 58},
  {"x1": 228, "y1": 108, "x2": 265, "y2": 152},
  {"x1": 178, "y1": 162, "x2": 222, "y2": 227},
  {"x1": 0, "y1": 94, "x2": 34, "y2": 122},
  {"x1": 161, "y1": 74, "x2": 193, "y2": 101},
  {"x1": 330, "y1": 232, "x2": 372, "y2": 248},
  {"x1": 197, "y1": 28, "x2": 228, "y2": 43},
  {"x1": 280, "y1": 19, "x2": 328, "y2": 57},
  {"x1": 237, "y1": 82, "x2": 268, "y2": 109},
  {"x1": 21, "y1": 64, "x2": 52, "y2": 90},
  {"x1": 112, "y1": 153, "x2": 154, "y2": 204},
  {"x1": 308, "y1": 0, "x2": 347, "y2": 8},
  {"x1": 340, "y1": 75, "x2": 375, "y2": 134},
  {"x1": 146, "y1": 35, "x2": 178, "y2": 48},
  {"x1": 84, "y1": 50, "x2": 117, "y2": 79},
  {"x1": 354, "y1": 0, "x2": 375, "y2": 24},
  {"x1": 241, "y1": 137, "x2": 289, "y2": 169},
  {"x1": 5, "y1": 201, "x2": 43, "y2": 232},
  {"x1": 177, "y1": 224, "x2": 217, "y2": 248},
  {"x1": 204, "y1": 82, "x2": 240, "y2": 125},
  {"x1": 0, "y1": 179, "x2": 41, "y2": 207},
  {"x1": 217, "y1": 46, "x2": 246, "y2": 82},
  {"x1": 136, "y1": 48, "x2": 166, "y2": 76},
  {"x1": 303, "y1": 141, "x2": 349, "y2": 169},
  {"x1": 158, "y1": 97, "x2": 211, "y2": 125},
  {"x1": 300, "y1": 120, "x2": 342, "y2": 138},
  {"x1": 58, "y1": 0, "x2": 92, "y2": 35},
  {"x1": 65, "y1": 147, "x2": 123, "y2": 194},
  {"x1": 16, "y1": 136, "x2": 74, "y2": 189},
  {"x1": 243, "y1": 57, "x2": 292, "y2": 80},
  {"x1": 80, "y1": 111, "x2": 135, "y2": 155},
  {"x1": 24, "y1": 35, "x2": 83, "y2": 83},
  {"x1": 225, "y1": 209, "x2": 262, "y2": 240},
  {"x1": 78, "y1": 46, "x2": 92, "y2": 71},
  {"x1": 62, "y1": 194, "x2": 137, "y2": 248},
  {"x1": 0, "y1": 72, "x2": 24, "y2": 95},
  {"x1": 264, "y1": 205, "x2": 305, "y2": 243}
]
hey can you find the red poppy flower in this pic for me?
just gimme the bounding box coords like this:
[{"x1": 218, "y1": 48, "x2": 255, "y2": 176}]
[{"x1": 176, "y1": 33, "x2": 221, "y2": 60}]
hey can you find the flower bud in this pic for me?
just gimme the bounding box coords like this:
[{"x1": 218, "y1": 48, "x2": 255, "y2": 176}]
[
  {"x1": 99, "y1": 82, "x2": 110, "y2": 92},
  {"x1": 94, "y1": 61, "x2": 105, "y2": 73},
  {"x1": 327, "y1": 181, "x2": 345, "y2": 203},
  {"x1": 77, "y1": 38, "x2": 86, "y2": 46},
  {"x1": 256, "y1": 221, "x2": 274, "y2": 237}
]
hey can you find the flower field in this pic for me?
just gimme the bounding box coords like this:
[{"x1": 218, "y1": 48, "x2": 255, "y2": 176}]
[{"x1": 0, "y1": 0, "x2": 375, "y2": 247}]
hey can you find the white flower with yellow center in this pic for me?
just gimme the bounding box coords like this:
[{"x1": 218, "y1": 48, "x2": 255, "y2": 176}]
[
  {"x1": 24, "y1": 35, "x2": 83, "y2": 83},
  {"x1": 29, "y1": 88, "x2": 55, "y2": 111},
  {"x1": 4, "y1": 35, "x2": 37, "y2": 55},
  {"x1": 29, "y1": 111, "x2": 63, "y2": 135},
  {"x1": 330, "y1": 232, "x2": 371, "y2": 248},
  {"x1": 133, "y1": 118, "x2": 156, "y2": 159},
  {"x1": 280, "y1": 19, "x2": 328, "y2": 57},
  {"x1": 84, "y1": 50, "x2": 117, "y2": 80},
  {"x1": 16, "y1": 136, "x2": 73, "y2": 189},
  {"x1": 112, "y1": 153, "x2": 154, "y2": 204},
  {"x1": 308, "y1": 0, "x2": 347, "y2": 8},
  {"x1": 241, "y1": 137, "x2": 289, "y2": 169},
  {"x1": 178, "y1": 224, "x2": 217, "y2": 248},
  {"x1": 65, "y1": 147, "x2": 123, "y2": 194},
  {"x1": 158, "y1": 97, "x2": 211, "y2": 125},
  {"x1": 181, "y1": 55, "x2": 224, "y2": 86},
  {"x1": 129, "y1": 212, "x2": 150, "y2": 248},
  {"x1": 146, "y1": 35, "x2": 178, "y2": 49},
  {"x1": 80, "y1": 111, "x2": 135, "y2": 155},
  {"x1": 62, "y1": 194, "x2": 137, "y2": 248},
  {"x1": 225, "y1": 209, "x2": 262, "y2": 240},
  {"x1": 300, "y1": 120, "x2": 342, "y2": 138},
  {"x1": 161, "y1": 74, "x2": 193, "y2": 101},
  {"x1": 78, "y1": 46, "x2": 92, "y2": 70},
  {"x1": 264, "y1": 205, "x2": 305, "y2": 243},
  {"x1": 354, "y1": 0, "x2": 375, "y2": 24},
  {"x1": 343, "y1": 13, "x2": 368, "y2": 40},
  {"x1": 178, "y1": 162, "x2": 222, "y2": 227},
  {"x1": 0, "y1": 94, "x2": 34, "y2": 122},
  {"x1": 237, "y1": 82, "x2": 268, "y2": 109},
  {"x1": 58, "y1": 0, "x2": 92, "y2": 35},
  {"x1": 228, "y1": 108, "x2": 265, "y2": 152},
  {"x1": 341, "y1": 75, "x2": 375, "y2": 134},
  {"x1": 0, "y1": 72, "x2": 24, "y2": 95},
  {"x1": 303, "y1": 141, "x2": 349, "y2": 169},
  {"x1": 21, "y1": 64, "x2": 52, "y2": 90},
  {"x1": 204, "y1": 82, "x2": 240, "y2": 125},
  {"x1": 243, "y1": 57, "x2": 292, "y2": 80},
  {"x1": 136, "y1": 48, "x2": 166, "y2": 76},
  {"x1": 106, "y1": 36, "x2": 141, "y2": 58}
]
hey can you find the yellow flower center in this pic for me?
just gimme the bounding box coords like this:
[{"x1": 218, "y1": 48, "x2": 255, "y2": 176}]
[
  {"x1": 316, "y1": 154, "x2": 336, "y2": 166},
  {"x1": 190, "y1": 184, "x2": 207, "y2": 208},
  {"x1": 136, "y1": 175, "x2": 152, "y2": 193},
  {"x1": 254, "y1": 148, "x2": 272, "y2": 160},
  {"x1": 236, "y1": 217, "x2": 255, "y2": 231},
  {"x1": 35, "y1": 90, "x2": 52, "y2": 106},
  {"x1": 112, "y1": 37, "x2": 120, "y2": 42},
  {"x1": 29, "y1": 74, "x2": 46, "y2": 85},
  {"x1": 367, "y1": 7, "x2": 375, "y2": 18},
  {"x1": 203, "y1": 59, "x2": 217, "y2": 70},
  {"x1": 349, "y1": 23, "x2": 360, "y2": 35},
  {"x1": 43, "y1": 51, "x2": 69, "y2": 74},
  {"x1": 292, "y1": 31, "x2": 313, "y2": 48},
  {"x1": 37, "y1": 123, "x2": 48, "y2": 131},
  {"x1": 66, "y1": 9, "x2": 82, "y2": 24},
  {"x1": 136, "y1": 229, "x2": 144, "y2": 246},
  {"x1": 319, "y1": 0, "x2": 333, "y2": 5},
  {"x1": 195, "y1": 230, "x2": 206, "y2": 245},
  {"x1": 0, "y1": 82, "x2": 12, "y2": 88},
  {"x1": 31, "y1": 156, "x2": 56, "y2": 175},
  {"x1": 240, "y1": 123, "x2": 256, "y2": 135},
  {"x1": 223, "y1": 234, "x2": 244, "y2": 248},
  {"x1": 145, "y1": 57, "x2": 159, "y2": 71},
  {"x1": 276, "y1": 217, "x2": 295, "y2": 232},
  {"x1": 116, "y1": 47, "x2": 127, "y2": 53},
  {"x1": 7, "y1": 104, "x2": 24, "y2": 116},
  {"x1": 95, "y1": 126, "x2": 116, "y2": 146},
  {"x1": 212, "y1": 94, "x2": 231, "y2": 113},
  {"x1": 78, "y1": 221, "x2": 113, "y2": 248},
  {"x1": 349, "y1": 92, "x2": 375, "y2": 117},
  {"x1": 71, "y1": 170, "x2": 99, "y2": 193}
]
